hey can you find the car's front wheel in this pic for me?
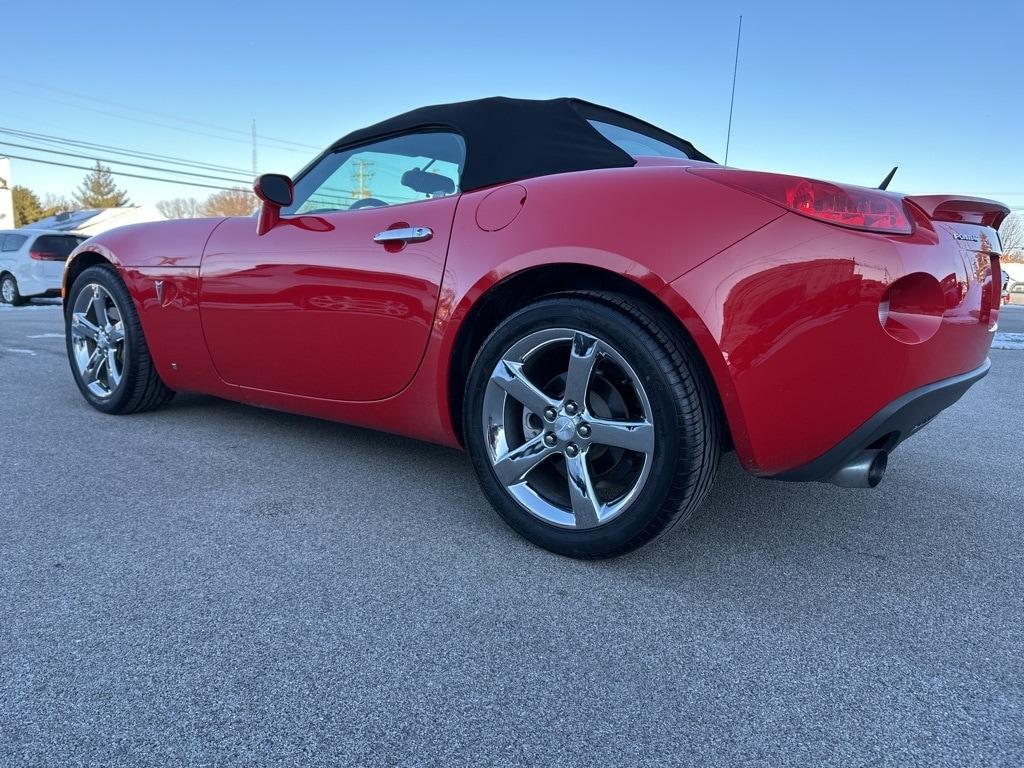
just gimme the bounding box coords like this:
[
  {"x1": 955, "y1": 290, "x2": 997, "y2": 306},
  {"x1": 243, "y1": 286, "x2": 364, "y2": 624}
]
[
  {"x1": 66, "y1": 264, "x2": 175, "y2": 414},
  {"x1": 464, "y1": 293, "x2": 722, "y2": 558}
]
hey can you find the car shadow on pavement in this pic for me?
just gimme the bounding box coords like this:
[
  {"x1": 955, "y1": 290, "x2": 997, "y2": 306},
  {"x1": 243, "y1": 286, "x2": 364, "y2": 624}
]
[{"x1": 155, "y1": 390, "x2": 900, "y2": 586}]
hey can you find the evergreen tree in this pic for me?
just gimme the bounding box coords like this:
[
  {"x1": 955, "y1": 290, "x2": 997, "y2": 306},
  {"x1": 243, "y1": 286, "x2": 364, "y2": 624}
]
[
  {"x1": 73, "y1": 162, "x2": 130, "y2": 208},
  {"x1": 12, "y1": 185, "x2": 44, "y2": 227}
]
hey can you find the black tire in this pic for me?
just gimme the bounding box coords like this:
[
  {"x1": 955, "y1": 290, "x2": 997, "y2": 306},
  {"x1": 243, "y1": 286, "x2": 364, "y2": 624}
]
[
  {"x1": 1, "y1": 273, "x2": 26, "y2": 306},
  {"x1": 464, "y1": 293, "x2": 722, "y2": 558},
  {"x1": 65, "y1": 263, "x2": 175, "y2": 415}
]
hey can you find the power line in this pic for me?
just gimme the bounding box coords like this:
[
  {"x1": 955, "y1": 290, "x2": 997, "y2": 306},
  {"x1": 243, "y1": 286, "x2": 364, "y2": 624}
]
[
  {"x1": 0, "y1": 125, "x2": 252, "y2": 175},
  {"x1": 2, "y1": 84, "x2": 315, "y2": 155},
  {"x1": 0, "y1": 140, "x2": 253, "y2": 185},
  {"x1": 1, "y1": 153, "x2": 243, "y2": 192},
  {"x1": 0, "y1": 75, "x2": 321, "y2": 151}
]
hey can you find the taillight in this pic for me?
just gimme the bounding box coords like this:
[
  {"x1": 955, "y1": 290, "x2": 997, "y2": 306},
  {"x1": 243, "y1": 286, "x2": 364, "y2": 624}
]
[
  {"x1": 29, "y1": 251, "x2": 63, "y2": 261},
  {"x1": 689, "y1": 168, "x2": 913, "y2": 235}
]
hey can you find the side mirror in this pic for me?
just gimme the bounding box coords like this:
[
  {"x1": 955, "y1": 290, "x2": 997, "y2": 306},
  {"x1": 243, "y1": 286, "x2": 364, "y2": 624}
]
[
  {"x1": 254, "y1": 173, "x2": 294, "y2": 235},
  {"x1": 255, "y1": 173, "x2": 293, "y2": 207}
]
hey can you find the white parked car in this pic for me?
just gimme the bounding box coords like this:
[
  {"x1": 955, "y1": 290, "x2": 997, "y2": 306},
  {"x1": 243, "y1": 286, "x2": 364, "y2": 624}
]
[
  {"x1": 1004, "y1": 263, "x2": 1024, "y2": 305},
  {"x1": 0, "y1": 229, "x2": 88, "y2": 305}
]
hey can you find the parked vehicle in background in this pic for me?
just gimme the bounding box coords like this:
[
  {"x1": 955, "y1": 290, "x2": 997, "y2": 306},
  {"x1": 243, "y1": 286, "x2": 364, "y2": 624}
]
[
  {"x1": 1, "y1": 230, "x2": 87, "y2": 305},
  {"x1": 1004, "y1": 263, "x2": 1024, "y2": 305},
  {"x1": 1008, "y1": 281, "x2": 1024, "y2": 305}
]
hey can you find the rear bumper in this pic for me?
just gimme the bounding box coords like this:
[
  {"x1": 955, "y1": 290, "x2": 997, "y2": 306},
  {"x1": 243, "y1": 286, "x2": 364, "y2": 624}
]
[
  {"x1": 668, "y1": 211, "x2": 998, "y2": 476},
  {"x1": 773, "y1": 359, "x2": 990, "y2": 482}
]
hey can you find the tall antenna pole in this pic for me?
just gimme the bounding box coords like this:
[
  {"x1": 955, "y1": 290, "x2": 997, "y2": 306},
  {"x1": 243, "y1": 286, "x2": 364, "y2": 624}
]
[
  {"x1": 724, "y1": 15, "x2": 743, "y2": 166},
  {"x1": 250, "y1": 119, "x2": 258, "y2": 177}
]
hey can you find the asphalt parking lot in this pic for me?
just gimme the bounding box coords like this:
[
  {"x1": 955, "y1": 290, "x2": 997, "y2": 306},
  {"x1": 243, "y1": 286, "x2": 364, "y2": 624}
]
[{"x1": 2, "y1": 302, "x2": 1022, "y2": 767}]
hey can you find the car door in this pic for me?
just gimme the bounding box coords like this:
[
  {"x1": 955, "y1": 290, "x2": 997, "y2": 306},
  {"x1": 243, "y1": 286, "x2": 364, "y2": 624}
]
[
  {"x1": 0, "y1": 234, "x2": 14, "y2": 274},
  {"x1": 1, "y1": 233, "x2": 28, "y2": 281},
  {"x1": 199, "y1": 130, "x2": 465, "y2": 402}
]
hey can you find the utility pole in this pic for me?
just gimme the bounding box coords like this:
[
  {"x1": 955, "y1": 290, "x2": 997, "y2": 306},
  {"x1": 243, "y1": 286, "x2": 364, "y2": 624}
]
[
  {"x1": 251, "y1": 119, "x2": 258, "y2": 176},
  {"x1": 352, "y1": 159, "x2": 374, "y2": 199},
  {"x1": 724, "y1": 15, "x2": 743, "y2": 166}
]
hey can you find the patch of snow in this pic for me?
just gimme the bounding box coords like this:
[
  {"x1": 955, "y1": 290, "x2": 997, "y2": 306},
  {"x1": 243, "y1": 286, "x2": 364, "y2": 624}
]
[
  {"x1": 0, "y1": 303, "x2": 61, "y2": 311},
  {"x1": 992, "y1": 332, "x2": 1024, "y2": 350},
  {"x1": 27, "y1": 333, "x2": 64, "y2": 338},
  {"x1": 2, "y1": 348, "x2": 36, "y2": 355}
]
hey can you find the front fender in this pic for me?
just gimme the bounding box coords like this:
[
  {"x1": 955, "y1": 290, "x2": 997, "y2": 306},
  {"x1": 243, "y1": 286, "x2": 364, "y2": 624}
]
[{"x1": 63, "y1": 240, "x2": 124, "y2": 299}]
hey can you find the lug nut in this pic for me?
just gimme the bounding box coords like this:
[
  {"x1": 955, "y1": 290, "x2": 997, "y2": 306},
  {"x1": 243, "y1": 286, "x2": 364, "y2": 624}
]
[
  {"x1": 565, "y1": 443, "x2": 580, "y2": 457},
  {"x1": 543, "y1": 433, "x2": 557, "y2": 447},
  {"x1": 543, "y1": 406, "x2": 557, "y2": 422},
  {"x1": 564, "y1": 401, "x2": 578, "y2": 416},
  {"x1": 577, "y1": 423, "x2": 591, "y2": 438}
]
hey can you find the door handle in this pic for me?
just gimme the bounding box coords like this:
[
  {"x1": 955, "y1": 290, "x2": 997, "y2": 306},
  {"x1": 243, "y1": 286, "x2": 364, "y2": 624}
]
[{"x1": 373, "y1": 226, "x2": 433, "y2": 244}]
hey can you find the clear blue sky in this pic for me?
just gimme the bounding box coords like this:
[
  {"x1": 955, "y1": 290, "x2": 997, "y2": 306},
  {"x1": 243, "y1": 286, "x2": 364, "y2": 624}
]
[{"x1": 2, "y1": 0, "x2": 1022, "y2": 210}]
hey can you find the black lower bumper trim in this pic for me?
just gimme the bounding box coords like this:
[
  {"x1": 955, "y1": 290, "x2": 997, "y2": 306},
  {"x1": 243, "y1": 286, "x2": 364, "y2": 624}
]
[{"x1": 773, "y1": 358, "x2": 991, "y2": 482}]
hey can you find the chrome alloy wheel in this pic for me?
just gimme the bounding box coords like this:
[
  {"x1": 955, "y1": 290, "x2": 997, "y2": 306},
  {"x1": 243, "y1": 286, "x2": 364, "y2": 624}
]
[
  {"x1": 1, "y1": 277, "x2": 15, "y2": 303},
  {"x1": 482, "y1": 328, "x2": 655, "y2": 529},
  {"x1": 70, "y1": 283, "x2": 126, "y2": 398}
]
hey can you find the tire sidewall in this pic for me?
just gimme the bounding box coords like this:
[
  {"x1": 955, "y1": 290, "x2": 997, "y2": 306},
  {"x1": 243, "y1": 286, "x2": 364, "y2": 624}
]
[
  {"x1": 464, "y1": 297, "x2": 686, "y2": 556},
  {"x1": 65, "y1": 266, "x2": 135, "y2": 414}
]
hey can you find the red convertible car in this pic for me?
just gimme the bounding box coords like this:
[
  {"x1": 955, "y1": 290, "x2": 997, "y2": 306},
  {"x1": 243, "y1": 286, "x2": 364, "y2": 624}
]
[{"x1": 62, "y1": 97, "x2": 1008, "y2": 557}]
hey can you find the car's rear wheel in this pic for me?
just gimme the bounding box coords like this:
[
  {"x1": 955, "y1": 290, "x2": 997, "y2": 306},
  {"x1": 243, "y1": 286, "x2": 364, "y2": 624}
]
[
  {"x1": 1, "y1": 274, "x2": 25, "y2": 306},
  {"x1": 66, "y1": 264, "x2": 174, "y2": 414},
  {"x1": 464, "y1": 293, "x2": 722, "y2": 558}
]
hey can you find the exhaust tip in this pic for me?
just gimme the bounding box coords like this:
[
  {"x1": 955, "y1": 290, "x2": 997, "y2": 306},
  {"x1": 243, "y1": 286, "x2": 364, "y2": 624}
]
[
  {"x1": 866, "y1": 450, "x2": 887, "y2": 488},
  {"x1": 826, "y1": 450, "x2": 888, "y2": 489}
]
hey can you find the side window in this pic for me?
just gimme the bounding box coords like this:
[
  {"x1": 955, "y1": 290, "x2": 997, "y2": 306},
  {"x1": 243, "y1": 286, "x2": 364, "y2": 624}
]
[
  {"x1": 1, "y1": 234, "x2": 29, "y2": 252},
  {"x1": 285, "y1": 131, "x2": 465, "y2": 216},
  {"x1": 587, "y1": 119, "x2": 689, "y2": 159}
]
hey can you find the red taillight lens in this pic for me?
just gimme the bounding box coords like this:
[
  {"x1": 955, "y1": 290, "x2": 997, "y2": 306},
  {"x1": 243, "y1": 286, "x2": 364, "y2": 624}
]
[
  {"x1": 690, "y1": 168, "x2": 913, "y2": 235},
  {"x1": 29, "y1": 251, "x2": 63, "y2": 261}
]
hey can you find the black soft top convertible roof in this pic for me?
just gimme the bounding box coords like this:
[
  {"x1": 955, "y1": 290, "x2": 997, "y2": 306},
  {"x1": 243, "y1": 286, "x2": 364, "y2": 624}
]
[{"x1": 329, "y1": 97, "x2": 714, "y2": 192}]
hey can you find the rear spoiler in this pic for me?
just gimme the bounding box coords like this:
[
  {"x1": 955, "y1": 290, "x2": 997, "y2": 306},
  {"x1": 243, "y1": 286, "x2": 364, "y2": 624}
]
[{"x1": 905, "y1": 195, "x2": 1010, "y2": 229}]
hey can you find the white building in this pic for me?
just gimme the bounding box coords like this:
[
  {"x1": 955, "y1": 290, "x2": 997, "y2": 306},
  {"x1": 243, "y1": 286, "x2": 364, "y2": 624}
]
[{"x1": 0, "y1": 158, "x2": 13, "y2": 228}]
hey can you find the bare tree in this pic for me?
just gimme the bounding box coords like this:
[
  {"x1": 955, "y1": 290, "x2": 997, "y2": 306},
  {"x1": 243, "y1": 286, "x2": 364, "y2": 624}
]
[
  {"x1": 40, "y1": 193, "x2": 74, "y2": 217},
  {"x1": 1000, "y1": 212, "x2": 1023, "y2": 264},
  {"x1": 200, "y1": 188, "x2": 257, "y2": 217},
  {"x1": 157, "y1": 197, "x2": 201, "y2": 219}
]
